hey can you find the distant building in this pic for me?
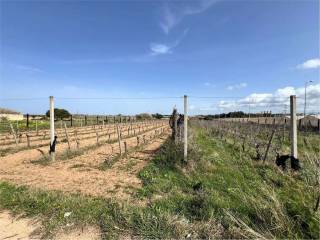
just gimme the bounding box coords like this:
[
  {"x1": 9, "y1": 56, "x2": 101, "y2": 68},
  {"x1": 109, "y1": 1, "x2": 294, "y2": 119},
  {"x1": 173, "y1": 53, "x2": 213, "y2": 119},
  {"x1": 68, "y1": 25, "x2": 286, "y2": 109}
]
[{"x1": 0, "y1": 108, "x2": 24, "y2": 121}]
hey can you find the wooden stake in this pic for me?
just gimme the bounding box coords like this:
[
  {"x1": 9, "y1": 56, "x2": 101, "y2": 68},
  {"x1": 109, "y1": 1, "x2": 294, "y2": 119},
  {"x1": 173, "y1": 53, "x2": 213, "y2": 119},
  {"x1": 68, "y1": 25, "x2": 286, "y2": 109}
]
[
  {"x1": 124, "y1": 141, "x2": 127, "y2": 154},
  {"x1": 64, "y1": 123, "x2": 71, "y2": 149},
  {"x1": 26, "y1": 133, "x2": 31, "y2": 148},
  {"x1": 94, "y1": 128, "x2": 99, "y2": 144},
  {"x1": 10, "y1": 123, "x2": 18, "y2": 146},
  {"x1": 263, "y1": 129, "x2": 276, "y2": 163},
  {"x1": 116, "y1": 125, "x2": 122, "y2": 156},
  {"x1": 74, "y1": 129, "x2": 80, "y2": 149},
  {"x1": 36, "y1": 120, "x2": 39, "y2": 136}
]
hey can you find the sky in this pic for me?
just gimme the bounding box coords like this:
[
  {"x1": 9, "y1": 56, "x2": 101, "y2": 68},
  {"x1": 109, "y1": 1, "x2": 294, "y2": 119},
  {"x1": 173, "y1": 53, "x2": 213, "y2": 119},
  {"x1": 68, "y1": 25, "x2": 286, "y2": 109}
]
[{"x1": 0, "y1": 0, "x2": 319, "y2": 115}]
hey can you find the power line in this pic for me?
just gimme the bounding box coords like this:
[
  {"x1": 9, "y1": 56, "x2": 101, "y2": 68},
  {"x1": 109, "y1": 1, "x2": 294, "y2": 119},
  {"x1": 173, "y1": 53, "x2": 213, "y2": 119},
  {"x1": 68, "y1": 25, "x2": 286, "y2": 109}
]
[
  {"x1": 0, "y1": 96, "x2": 183, "y2": 101},
  {"x1": 56, "y1": 97, "x2": 182, "y2": 100},
  {"x1": 0, "y1": 97, "x2": 48, "y2": 101}
]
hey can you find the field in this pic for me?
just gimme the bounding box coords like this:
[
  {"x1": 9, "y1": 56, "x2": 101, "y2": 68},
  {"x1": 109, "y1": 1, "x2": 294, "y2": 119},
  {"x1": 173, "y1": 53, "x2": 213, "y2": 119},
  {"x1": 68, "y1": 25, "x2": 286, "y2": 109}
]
[{"x1": 0, "y1": 118, "x2": 319, "y2": 239}]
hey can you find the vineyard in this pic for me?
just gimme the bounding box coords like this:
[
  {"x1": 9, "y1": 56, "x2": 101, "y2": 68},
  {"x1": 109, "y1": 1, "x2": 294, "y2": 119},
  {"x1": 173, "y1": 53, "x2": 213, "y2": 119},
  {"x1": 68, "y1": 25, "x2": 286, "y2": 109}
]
[
  {"x1": 0, "y1": 95, "x2": 319, "y2": 239},
  {"x1": 0, "y1": 118, "x2": 170, "y2": 199}
]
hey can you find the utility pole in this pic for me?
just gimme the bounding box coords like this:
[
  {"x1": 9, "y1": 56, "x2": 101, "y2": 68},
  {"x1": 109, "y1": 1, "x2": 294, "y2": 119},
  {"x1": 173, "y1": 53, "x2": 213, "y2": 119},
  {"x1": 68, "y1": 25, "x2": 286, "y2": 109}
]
[{"x1": 304, "y1": 80, "x2": 313, "y2": 117}]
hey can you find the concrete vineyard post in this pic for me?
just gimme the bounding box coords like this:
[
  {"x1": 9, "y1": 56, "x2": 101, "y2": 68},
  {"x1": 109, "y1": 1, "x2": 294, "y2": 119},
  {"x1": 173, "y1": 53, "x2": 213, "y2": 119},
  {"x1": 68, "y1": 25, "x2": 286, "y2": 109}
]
[
  {"x1": 49, "y1": 96, "x2": 55, "y2": 161},
  {"x1": 184, "y1": 95, "x2": 188, "y2": 162},
  {"x1": 290, "y1": 95, "x2": 297, "y2": 158}
]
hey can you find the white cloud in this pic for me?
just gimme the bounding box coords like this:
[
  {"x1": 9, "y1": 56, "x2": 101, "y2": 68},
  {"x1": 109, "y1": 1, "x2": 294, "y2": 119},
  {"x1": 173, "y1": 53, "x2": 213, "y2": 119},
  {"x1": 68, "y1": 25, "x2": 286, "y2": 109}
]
[
  {"x1": 219, "y1": 84, "x2": 320, "y2": 112},
  {"x1": 150, "y1": 43, "x2": 172, "y2": 55},
  {"x1": 226, "y1": 82, "x2": 247, "y2": 90},
  {"x1": 159, "y1": 0, "x2": 217, "y2": 34},
  {"x1": 297, "y1": 58, "x2": 320, "y2": 69}
]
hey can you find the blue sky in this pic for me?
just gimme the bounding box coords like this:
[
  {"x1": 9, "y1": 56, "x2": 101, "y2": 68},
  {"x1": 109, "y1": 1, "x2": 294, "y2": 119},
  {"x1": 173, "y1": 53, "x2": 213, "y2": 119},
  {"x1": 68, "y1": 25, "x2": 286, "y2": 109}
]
[{"x1": 0, "y1": 0, "x2": 319, "y2": 115}]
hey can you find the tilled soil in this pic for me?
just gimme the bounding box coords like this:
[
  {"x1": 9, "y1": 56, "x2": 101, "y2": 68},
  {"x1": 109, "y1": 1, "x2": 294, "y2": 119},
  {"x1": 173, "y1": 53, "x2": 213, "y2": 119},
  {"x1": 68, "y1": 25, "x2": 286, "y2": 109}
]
[
  {"x1": 0, "y1": 121, "x2": 166, "y2": 152},
  {"x1": 0, "y1": 126, "x2": 170, "y2": 200}
]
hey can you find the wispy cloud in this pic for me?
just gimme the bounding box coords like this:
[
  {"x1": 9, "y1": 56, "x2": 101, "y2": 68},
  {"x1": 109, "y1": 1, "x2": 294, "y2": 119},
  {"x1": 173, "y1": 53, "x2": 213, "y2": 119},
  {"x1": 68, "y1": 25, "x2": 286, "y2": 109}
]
[
  {"x1": 59, "y1": 55, "x2": 156, "y2": 64},
  {"x1": 159, "y1": 0, "x2": 217, "y2": 34},
  {"x1": 15, "y1": 64, "x2": 43, "y2": 73},
  {"x1": 297, "y1": 58, "x2": 320, "y2": 69},
  {"x1": 150, "y1": 28, "x2": 189, "y2": 55},
  {"x1": 226, "y1": 82, "x2": 247, "y2": 91}
]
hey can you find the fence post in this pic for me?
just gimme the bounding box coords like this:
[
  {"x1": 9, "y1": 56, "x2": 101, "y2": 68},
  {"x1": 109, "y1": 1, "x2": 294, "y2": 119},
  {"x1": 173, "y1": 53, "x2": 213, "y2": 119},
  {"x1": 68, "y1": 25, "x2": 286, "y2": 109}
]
[
  {"x1": 49, "y1": 96, "x2": 55, "y2": 161},
  {"x1": 290, "y1": 95, "x2": 297, "y2": 158},
  {"x1": 26, "y1": 114, "x2": 29, "y2": 128},
  {"x1": 85, "y1": 115, "x2": 87, "y2": 126},
  {"x1": 184, "y1": 95, "x2": 188, "y2": 161}
]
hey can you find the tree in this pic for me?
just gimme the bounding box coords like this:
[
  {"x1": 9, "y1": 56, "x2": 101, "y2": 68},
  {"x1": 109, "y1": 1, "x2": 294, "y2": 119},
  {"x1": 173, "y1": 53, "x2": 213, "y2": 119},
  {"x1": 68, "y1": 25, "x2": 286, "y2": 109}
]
[
  {"x1": 152, "y1": 113, "x2": 163, "y2": 119},
  {"x1": 136, "y1": 113, "x2": 152, "y2": 120},
  {"x1": 46, "y1": 108, "x2": 71, "y2": 119}
]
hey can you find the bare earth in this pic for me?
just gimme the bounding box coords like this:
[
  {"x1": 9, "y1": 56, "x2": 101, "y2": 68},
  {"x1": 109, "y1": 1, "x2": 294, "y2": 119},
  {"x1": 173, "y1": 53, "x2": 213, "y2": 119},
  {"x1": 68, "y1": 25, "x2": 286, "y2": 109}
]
[
  {"x1": 0, "y1": 127, "x2": 169, "y2": 199},
  {"x1": 0, "y1": 210, "x2": 101, "y2": 240},
  {"x1": 0, "y1": 126, "x2": 169, "y2": 239},
  {"x1": 0, "y1": 211, "x2": 41, "y2": 239}
]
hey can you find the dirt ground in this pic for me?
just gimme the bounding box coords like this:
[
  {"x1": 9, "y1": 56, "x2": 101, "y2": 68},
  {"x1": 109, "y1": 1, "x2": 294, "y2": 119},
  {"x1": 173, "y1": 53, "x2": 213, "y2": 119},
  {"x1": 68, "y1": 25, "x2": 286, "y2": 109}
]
[
  {"x1": 0, "y1": 126, "x2": 169, "y2": 239},
  {"x1": 0, "y1": 211, "x2": 41, "y2": 239},
  {"x1": 0, "y1": 126, "x2": 169, "y2": 200},
  {"x1": 0, "y1": 210, "x2": 101, "y2": 240}
]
